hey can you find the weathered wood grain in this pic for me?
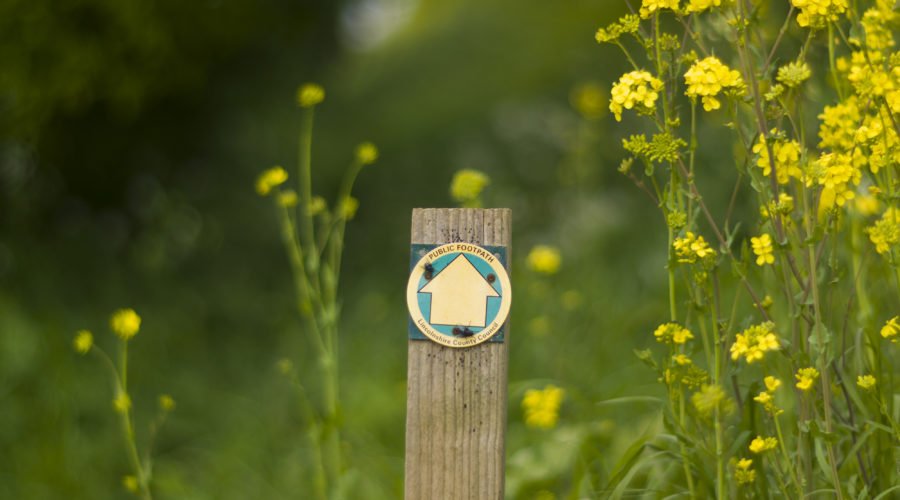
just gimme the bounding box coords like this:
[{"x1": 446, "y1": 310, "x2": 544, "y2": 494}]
[{"x1": 405, "y1": 208, "x2": 511, "y2": 500}]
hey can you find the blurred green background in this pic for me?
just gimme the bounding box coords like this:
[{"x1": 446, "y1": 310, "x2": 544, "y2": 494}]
[{"x1": 0, "y1": 0, "x2": 682, "y2": 498}]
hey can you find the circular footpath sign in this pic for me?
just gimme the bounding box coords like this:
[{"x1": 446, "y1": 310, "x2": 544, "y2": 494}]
[{"x1": 407, "y1": 242, "x2": 512, "y2": 348}]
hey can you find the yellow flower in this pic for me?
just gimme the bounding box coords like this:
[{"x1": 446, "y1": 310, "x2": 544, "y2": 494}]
[
  {"x1": 818, "y1": 97, "x2": 861, "y2": 153},
  {"x1": 654, "y1": 322, "x2": 694, "y2": 345},
  {"x1": 609, "y1": 70, "x2": 663, "y2": 121},
  {"x1": 753, "y1": 391, "x2": 772, "y2": 405},
  {"x1": 278, "y1": 189, "x2": 299, "y2": 208},
  {"x1": 735, "y1": 458, "x2": 756, "y2": 484},
  {"x1": 684, "y1": 56, "x2": 744, "y2": 111},
  {"x1": 857, "y1": 374, "x2": 876, "y2": 390},
  {"x1": 692, "y1": 384, "x2": 733, "y2": 416},
  {"x1": 256, "y1": 166, "x2": 289, "y2": 196},
  {"x1": 753, "y1": 131, "x2": 803, "y2": 184},
  {"x1": 522, "y1": 384, "x2": 565, "y2": 428},
  {"x1": 791, "y1": 0, "x2": 848, "y2": 29},
  {"x1": 123, "y1": 475, "x2": 139, "y2": 494},
  {"x1": 764, "y1": 376, "x2": 782, "y2": 392},
  {"x1": 73, "y1": 330, "x2": 93, "y2": 355},
  {"x1": 795, "y1": 367, "x2": 819, "y2": 391},
  {"x1": 749, "y1": 436, "x2": 778, "y2": 453},
  {"x1": 751, "y1": 233, "x2": 775, "y2": 266},
  {"x1": 450, "y1": 169, "x2": 490, "y2": 207},
  {"x1": 881, "y1": 316, "x2": 900, "y2": 340},
  {"x1": 339, "y1": 196, "x2": 359, "y2": 220},
  {"x1": 113, "y1": 392, "x2": 131, "y2": 413},
  {"x1": 356, "y1": 142, "x2": 378, "y2": 165},
  {"x1": 686, "y1": 0, "x2": 723, "y2": 13},
  {"x1": 309, "y1": 196, "x2": 327, "y2": 216},
  {"x1": 639, "y1": 0, "x2": 679, "y2": 18},
  {"x1": 673, "y1": 354, "x2": 692, "y2": 365},
  {"x1": 855, "y1": 194, "x2": 880, "y2": 216},
  {"x1": 808, "y1": 152, "x2": 860, "y2": 209},
  {"x1": 297, "y1": 83, "x2": 324, "y2": 107},
  {"x1": 867, "y1": 208, "x2": 900, "y2": 254},
  {"x1": 159, "y1": 394, "x2": 176, "y2": 411},
  {"x1": 776, "y1": 60, "x2": 812, "y2": 88},
  {"x1": 570, "y1": 82, "x2": 607, "y2": 119},
  {"x1": 527, "y1": 245, "x2": 562, "y2": 274},
  {"x1": 110, "y1": 309, "x2": 141, "y2": 340},
  {"x1": 673, "y1": 231, "x2": 716, "y2": 263},
  {"x1": 730, "y1": 322, "x2": 779, "y2": 363}
]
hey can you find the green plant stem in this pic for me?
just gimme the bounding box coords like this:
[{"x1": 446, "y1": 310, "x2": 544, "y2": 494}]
[
  {"x1": 774, "y1": 412, "x2": 802, "y2": 496},
  {"x1": 299, "y1": 107, "x2": 320, "y2": 284},
  {"x1": 677, "y1": 387, "x2": 697, "y2": 499},
  {"x1": 807, "y1": 243, "x2": 844, "y2": 499}
]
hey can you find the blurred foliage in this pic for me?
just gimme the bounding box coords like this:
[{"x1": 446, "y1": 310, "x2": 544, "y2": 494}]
[{"x1": 0, "y1": 0, "x2": 683, "y2": 498}]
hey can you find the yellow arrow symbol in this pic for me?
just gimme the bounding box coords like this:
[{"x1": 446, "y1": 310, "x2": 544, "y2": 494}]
[{"x1": 419, "y1": 254, "x2": 500, "y2": 328}]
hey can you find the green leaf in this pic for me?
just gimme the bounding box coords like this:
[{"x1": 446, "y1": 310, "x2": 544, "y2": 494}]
[{"x1": 606, "y1": 436, "x2": 648, "y2": 492}]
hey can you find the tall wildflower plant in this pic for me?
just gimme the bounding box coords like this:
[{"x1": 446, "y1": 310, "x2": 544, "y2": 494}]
[
  {"x1": 74, "y1": 309, "x2": 175, "y2": 499},
  {"x1": 599, "y1": 0, "x2": 900, "y2": 497},
  {"x1": 257, "y1": 83, "x2": 377, "y2": 500}
]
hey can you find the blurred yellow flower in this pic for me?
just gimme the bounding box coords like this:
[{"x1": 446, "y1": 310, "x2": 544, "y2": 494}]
[
  {"x1": 356, "y1": 142, "x2": 378, "y2": 165},
  {"x1": 881, "y1": 316, "x2": 900, "y2": 340},
  {"x1": 776, "y1": 60, "x2": 812, "y2": 88},
  {"x1": 857, "y1": 374, "x2": 876, "y2": 390},
  {"x1": 297, "y1": 83, "x2": 325, "y2": 107},
  {"x1": 123, "y1": 475, "x2": 139, "y2": 493},
  {"x1": 734, "y1": 457, "x2": 756, "y2": 484},
  {"x1": 522, "y1": 384, "x2": 565, "y2": 428},
  {"x1": 795, "y1": 367, "x2": 819, "y2": 391},
  {"x1": 764, "y1": 376, "x2": 782, "y2": 392},
  {"x1": 672, "y1": 354, "x2": 692, "y2": 365},
  {"x1": 73, "y1": 330, "x2": 93, "y2": 355},
  {"x1": 113, "y1": 392, "x2": 131, "y2": 413},
  {"x1": 110, "y1": 308, "x2": 141, "y2": 340},
  {"x1": 159, "y1": 394, "x2": 176, "y2": 411},
  {"x1": 791, "y1": 0, "x2": 848, "y2": 28},
  {"x1": 570, "y1": 82, "x2": 607, "y2": 119},
  {"x1": 450, "y1": 169, "x2": 490, "y2": 207},
  {"x1": 686, "y1": 0, "x2": 723, "y2": 13},
  {"x1": 339, "y1": 196, "x2": 359, "y2": 220},
  {"x1": 256, "y1": 166, "x2": 289, "y2": 196},
  {"x1": 527, "y1": 245, "x2": 562, "y2": 274},
  {"x1": 278, "y1": 189, "x2": 299, "y2": 208},
  {"x1": 692, "y1": 384, "x2": 732, "y2": 416},
  {"x1": 749, "y1": 436, "x2": 778, "y2": 453},
  {"x1": 309, "y1": 196, "x2": 327, "y2": 216}
]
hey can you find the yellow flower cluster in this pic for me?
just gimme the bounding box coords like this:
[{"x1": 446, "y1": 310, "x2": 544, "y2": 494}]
[
  {"x1": 761, "y1": 193, "x2": 795, "y2": 220},
  {"x1": 692, "y1": 384, "x2": 732, "y2": 416},
  {"x1": 527, "y1": 245, "x2": 562, "y2": 274},
  {"x1": 730, "y1": 322, "x2": 779, "y2": 363},
  {"x1": 881, "y1": 316, "x2": 900, "y2": 340},
  {"x1": 450, "y1": 169, "x2": 490, "y2": 207},
  {"x1": 654, "y1": 322, "x2": 694, "y2": 344},
  {"x1": 673, "y1": 231, "x2": 716, "y2": 263},
  {"x1": 752, "y1": 131, "x2": 803, "y2": 184},
  {"x1": 73, "y1": 330, "x2": 93, "y2": 355},
  {"x1": 851, "y1": 7, "x2": 897, "y2": 51},
  {"x1": 808, "y1": 152, "x2": 861, "y2": 209},
  {"x1": 686, "y1": 0, "x2": 723, "y2": 13},
  {"x1": 795, "y1": 367, "x2": 819, "y2": 391},
  {"x1": 639, "y1": 0, "x2": 679, "y2": 18},
  {"x1": 734, "y1": 458, "x2": 756, "y2": 484},
  {"x1": 256, "y1": 166, "x2": 289, "y2": 196},
  {"x1": 297, "y1": 83, "x2": 325, "y2": 107},
  {"x1": 818, "y1": 97, "x2": 861, "y2": 152},
  {"x1": 866, "y1": 208, "x2": 900, "y2": 254},
  {"x1": 570, "y1": 82, "x2": 607, "y2": 119},
  {"x1": 609, "y1": 70, "x2": 663, "y2": 121},
  {"x1": 750, "y1": 233, "x2": 775, "y2": 266},
  {"x1": 753, "y1": 376, "x2": 783, "y2": 414},
  {"x1": 749, "y1": 436, "x2": 778, "y2": 453},
  {"x1": 522, "y1": 384, "x2": 565, "y2": 428},
  {"x1": 791, "y1": 0, "x2": 848, "y2": 29},
  {"x1": 110, "y1": 309, "x2": 141, "y2": 340},
  {"x1": 857, "y1": 375, "x2": 876, "y2": 390},
  {"x1": 776, "y1": 60, "x2": 812, "y2": 87},
  {"x1": 683, "y1": 56, "x2": 744, "y2": 111}
]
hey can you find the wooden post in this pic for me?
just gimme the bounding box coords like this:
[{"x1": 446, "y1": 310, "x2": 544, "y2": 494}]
[{"x1": 405, "y1": 208, "x2": 511, "y2": 500}]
